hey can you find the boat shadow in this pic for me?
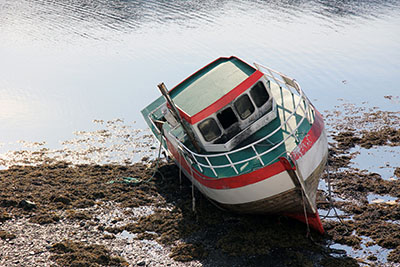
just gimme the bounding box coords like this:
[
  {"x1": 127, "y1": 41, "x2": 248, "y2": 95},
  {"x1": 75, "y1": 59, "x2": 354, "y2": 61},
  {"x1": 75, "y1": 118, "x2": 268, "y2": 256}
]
[{"x1": 148, "y1": 161, "x2": 358, "y2": 267}]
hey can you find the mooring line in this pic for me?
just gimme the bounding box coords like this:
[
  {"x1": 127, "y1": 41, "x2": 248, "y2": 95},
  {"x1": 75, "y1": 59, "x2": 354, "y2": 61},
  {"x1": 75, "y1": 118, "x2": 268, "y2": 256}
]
[{"x1": 321, "y1": 163, "x2": 349, "y2": 233}]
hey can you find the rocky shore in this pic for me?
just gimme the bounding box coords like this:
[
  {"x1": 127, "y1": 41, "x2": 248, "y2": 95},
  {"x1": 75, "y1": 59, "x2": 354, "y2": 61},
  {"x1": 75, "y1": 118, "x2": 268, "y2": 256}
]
[{"x1": 1, "y1": 101, "x2": 399, "y2": 267}]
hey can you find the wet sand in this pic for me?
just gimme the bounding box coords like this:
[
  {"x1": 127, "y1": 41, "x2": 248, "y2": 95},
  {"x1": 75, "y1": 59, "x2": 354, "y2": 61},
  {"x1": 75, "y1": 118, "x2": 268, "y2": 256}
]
[{"x1": 1, "y1": 101, "x2": 399, "y2": 266}]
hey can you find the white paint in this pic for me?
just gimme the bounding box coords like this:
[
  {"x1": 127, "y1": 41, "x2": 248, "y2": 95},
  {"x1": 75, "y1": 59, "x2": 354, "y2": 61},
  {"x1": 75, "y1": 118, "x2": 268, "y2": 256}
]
[
  {"x1": 179, "y1": 165, "x2": 296, "y2": 205},
  {"x1": 296, "y1": 129, "x2": 328, "y2": 181}
]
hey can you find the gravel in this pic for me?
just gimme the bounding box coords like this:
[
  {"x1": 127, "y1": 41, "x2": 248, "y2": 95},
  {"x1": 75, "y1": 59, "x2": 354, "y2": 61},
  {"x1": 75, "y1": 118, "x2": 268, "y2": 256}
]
[{"x1": 0, "y1": 202, "x2": 201, "y2": 267}]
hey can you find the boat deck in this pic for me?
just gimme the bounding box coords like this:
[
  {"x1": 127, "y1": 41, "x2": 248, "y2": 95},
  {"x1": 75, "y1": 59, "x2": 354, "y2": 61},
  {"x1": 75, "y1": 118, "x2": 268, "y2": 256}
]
[{"x1": 142, "y1": 80, "x2": 315, "y2": 179}]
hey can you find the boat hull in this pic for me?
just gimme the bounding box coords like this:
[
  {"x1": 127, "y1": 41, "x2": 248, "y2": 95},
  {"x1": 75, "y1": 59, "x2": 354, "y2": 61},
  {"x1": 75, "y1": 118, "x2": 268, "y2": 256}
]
[
  {"x1": 216, "y1": 154, "x2": 326, "y2": 215},
  {"x1": 164, "y1": 112, "x2": 328, "y2": 233},
  {"x1": 141, "y1": 58, "x2": 329, "y2": 234}
]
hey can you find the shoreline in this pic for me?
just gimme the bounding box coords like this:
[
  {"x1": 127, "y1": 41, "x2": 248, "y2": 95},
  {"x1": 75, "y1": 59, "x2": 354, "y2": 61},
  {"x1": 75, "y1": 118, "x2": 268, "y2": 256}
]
[{"x1": 1, "y1": 103, "x2": 399, "y2": 266}]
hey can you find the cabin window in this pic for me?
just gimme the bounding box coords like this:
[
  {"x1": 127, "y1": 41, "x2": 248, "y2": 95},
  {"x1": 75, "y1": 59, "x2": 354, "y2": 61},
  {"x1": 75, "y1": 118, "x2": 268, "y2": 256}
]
[
  {"x1": 250, "y1": 81, "x2": 270, "y2": 107},
  {"x1": 198, "y1": 118, "x2": 221, "y2": 142},
  {"x1": 234, "y1": 94, "x2": 255, "y2": 120},
  {"x1": 217, "y1": 107, "x2": 238, "y2": 129}
]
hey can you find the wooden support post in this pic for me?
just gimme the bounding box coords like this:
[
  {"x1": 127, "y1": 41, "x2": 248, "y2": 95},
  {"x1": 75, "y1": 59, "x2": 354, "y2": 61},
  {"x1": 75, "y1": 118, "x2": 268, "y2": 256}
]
[{"x1": 157, "y1": 82, "x2": 201, "y2": 153}]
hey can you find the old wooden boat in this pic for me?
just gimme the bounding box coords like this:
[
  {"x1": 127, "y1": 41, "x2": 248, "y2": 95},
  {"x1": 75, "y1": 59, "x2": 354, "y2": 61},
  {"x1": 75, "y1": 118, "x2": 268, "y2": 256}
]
[{"x1": 141, "y1": 56, "x2": 328, "y2": 233}]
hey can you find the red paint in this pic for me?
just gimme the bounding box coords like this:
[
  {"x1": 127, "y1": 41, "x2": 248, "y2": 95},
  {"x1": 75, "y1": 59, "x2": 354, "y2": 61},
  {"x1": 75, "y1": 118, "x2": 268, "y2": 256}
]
[
  {"x1": 279, "y1": 157, "x2": 296, "y2": 170},
  {"x1": 166, "y1": 110, "x2": 326, "y2": 234},
  {"x1": 186, "y1": 70, "x2": 264, "y2": 124},
  {"x1": 167, "y1": 109, "x2": 324, "y2": 190},
  {"x1": 167, "y1": 56, "x2": 263, "y2": 125},
  {"x1": 285, "y1": 211, "x2": 325, "y2": 234},
  {"x1": 166, "y1": 137, "x2": 287, "y2": 189},
  {"x1": 192, "y1": 160, "x2": 286, "y2": 189},
  {"x1": 290, "y1": 111, "x2": 324, "y2": 161}
]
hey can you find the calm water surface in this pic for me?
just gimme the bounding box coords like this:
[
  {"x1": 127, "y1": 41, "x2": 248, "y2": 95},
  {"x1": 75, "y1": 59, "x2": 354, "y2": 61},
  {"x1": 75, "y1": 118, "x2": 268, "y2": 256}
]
[{"x1": 0, "y1": 0, "x2": 399, "y2": 150}]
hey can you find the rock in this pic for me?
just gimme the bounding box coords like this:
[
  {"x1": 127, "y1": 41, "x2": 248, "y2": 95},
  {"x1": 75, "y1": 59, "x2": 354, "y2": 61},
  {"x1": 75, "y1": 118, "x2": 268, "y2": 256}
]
[
  {"x1": 18, "y1": 200, "x2": 37, "y2": 211},
  {"x1": 50, "y1": 195, "x2": 71, "y2": 205}
]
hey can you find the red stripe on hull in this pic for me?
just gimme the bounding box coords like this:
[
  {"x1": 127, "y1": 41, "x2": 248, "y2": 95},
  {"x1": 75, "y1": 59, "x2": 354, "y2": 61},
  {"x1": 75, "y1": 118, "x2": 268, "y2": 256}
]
[
  {"x1": 166, "y1": 139, "x2": 286, "y2": 189},
  {"x1": 290, "y1": 111, "x2": 324, "y2": 161},
  {"x1": 166, "y1": 109, "x2": 325, "y2": 190}
]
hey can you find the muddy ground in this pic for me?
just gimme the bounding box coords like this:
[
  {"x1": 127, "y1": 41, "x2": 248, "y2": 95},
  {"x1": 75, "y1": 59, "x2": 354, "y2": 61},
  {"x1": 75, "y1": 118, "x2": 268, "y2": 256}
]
[
  {"x1": 0, "y1": 161, "x2": 359, "y2": 267},
  {"x1": 0, "y1": 100, "x2": 399, "y2": 266}
]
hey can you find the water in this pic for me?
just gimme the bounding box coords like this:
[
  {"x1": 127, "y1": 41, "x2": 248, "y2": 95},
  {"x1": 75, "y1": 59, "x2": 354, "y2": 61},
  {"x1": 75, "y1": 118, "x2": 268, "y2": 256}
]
[
  {"x1": 1, "y1": 0, "x2": 399, "y2": 151},
  {"x1": 330, "y1": 235, "x2": 391, "y2": 265},
  {"x1": 350, "y1": 146, "x2": 400, "y2": 180},
  {"x1": 367, "y1": 193, "x2": 398, "y2": 204}
]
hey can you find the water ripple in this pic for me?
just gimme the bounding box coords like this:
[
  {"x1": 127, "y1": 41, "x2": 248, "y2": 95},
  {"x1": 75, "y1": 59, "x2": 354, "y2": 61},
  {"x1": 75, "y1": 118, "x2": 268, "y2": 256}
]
[
  {"x1": 1, "y1": 0, "x2": 399, "y2": 43},
  {"x1": 0, "y1": 0, "x2": 399, "y2": 164}
]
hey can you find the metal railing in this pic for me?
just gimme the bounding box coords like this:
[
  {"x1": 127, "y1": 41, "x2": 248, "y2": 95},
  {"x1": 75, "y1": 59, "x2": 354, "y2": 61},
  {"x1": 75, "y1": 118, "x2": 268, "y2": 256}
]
[
  {"x1": 153, "y1": 63, "x2": 316, "y2": 178},
  {"x1": 254, "y1": 63, "x2": 314, "y2": 125}
]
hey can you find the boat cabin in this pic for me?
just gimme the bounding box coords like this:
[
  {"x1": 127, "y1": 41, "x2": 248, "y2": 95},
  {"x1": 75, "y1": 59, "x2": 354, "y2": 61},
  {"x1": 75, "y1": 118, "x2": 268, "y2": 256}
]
[{"x1": 165, "y1": 56, "x2": 277, "y2": 152}]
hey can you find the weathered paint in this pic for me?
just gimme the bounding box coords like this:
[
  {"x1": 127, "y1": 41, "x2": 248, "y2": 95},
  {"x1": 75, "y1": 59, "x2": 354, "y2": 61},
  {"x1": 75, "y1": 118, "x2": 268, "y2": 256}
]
[
  {"x1": 174, "y1": 70, "x2": 264, "y2": 125},
  {"x1": 291, "y1": 111, "x2": 324, "y2": 161},
  {"x1": 170, "y1": 129, "x2": 327, "y2": 234},
  {"x1": 165, "y1": 107, "x2": 326, "y2": 194},
  {"x1": 142, "y1": 57, "x2": 328, "y2": 233},
  {"x1": 196, "y1": 101, "x2": 277, "y2": 152}
]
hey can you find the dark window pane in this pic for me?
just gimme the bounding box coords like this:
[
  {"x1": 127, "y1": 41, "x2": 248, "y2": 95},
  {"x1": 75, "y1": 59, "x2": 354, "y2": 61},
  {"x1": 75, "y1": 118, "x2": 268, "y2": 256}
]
[
  {"x1": 198, "y1": 118, "x2": 221, "y2": 142},
  {"x1": 234, "y1": 94, "x2": 255, "y2": 120},
  {"x1": 217, "y1": 107, "x2": 238, "y2": 129},
  {"x1": 250, "y1": 82, "x2": 270, "y2": 107}
]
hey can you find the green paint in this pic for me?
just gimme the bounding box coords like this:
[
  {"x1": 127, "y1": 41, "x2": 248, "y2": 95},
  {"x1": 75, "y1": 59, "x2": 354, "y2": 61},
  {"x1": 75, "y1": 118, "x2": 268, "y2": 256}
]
[
  {"x1": 141, "y1": 66, "x2": 314, "y2": 180},
  {"x1": 169, "y1": 57, "x2": 256, "y2": 117}
]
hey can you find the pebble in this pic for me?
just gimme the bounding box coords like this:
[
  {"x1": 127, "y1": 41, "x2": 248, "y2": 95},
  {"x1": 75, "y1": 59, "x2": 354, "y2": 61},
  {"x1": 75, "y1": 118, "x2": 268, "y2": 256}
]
[{"x1": 0, "y1": 202, "x2": 202, "y2": 267}]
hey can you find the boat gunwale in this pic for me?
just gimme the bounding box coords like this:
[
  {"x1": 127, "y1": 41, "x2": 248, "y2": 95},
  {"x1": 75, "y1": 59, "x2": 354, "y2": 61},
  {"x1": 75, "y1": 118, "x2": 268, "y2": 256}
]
[
  {"x1": 145, "y1": 61, "x2": 318, "y2": 177},
  {"x1": 168, "y1": 110, "x2": 322, "y2": 178}
]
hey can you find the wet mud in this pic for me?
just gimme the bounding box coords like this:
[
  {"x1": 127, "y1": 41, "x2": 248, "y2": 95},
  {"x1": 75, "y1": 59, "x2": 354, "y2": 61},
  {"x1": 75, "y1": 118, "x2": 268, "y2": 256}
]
[
  {"x1": 0, "y1": 100, "x2": 399, "y2": 266},
  {"x1": 321, "y1": 100, "x2": 400, "y2": 265},
  {"x1": 0, "y1": 161, "x2": 358, "y2": 266}
]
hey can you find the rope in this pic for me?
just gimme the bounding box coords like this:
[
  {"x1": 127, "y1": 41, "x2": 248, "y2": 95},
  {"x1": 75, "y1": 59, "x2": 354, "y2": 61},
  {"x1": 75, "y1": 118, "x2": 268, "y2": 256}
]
[
  {"x1": 143, "y1": 135, "x2": 164, "y2": 183},
  {"x1": 178, "y1": 150, "x2": 182, "y2": 190},
  {"x1": 300, "y1": 187, "x2": 311, "y2": 238},
  {"x1": 320, "y1": 163, "x2": 349, "y2": 233},
  {"x1": 190, "y1": 163, "x2": 196, "y2": 213},
  {"x1": 192, "y1": 182, "x2": 196, "y2": 213},
  {"x1": 320, "y1": 165, "x2": 333, "y2": 219},
  {"x1": 320, "y1": 165, "x2": 337, "y2": 219},
  {"x1": 176, "y1": 145, "x2": 196, "y2": 213}
]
